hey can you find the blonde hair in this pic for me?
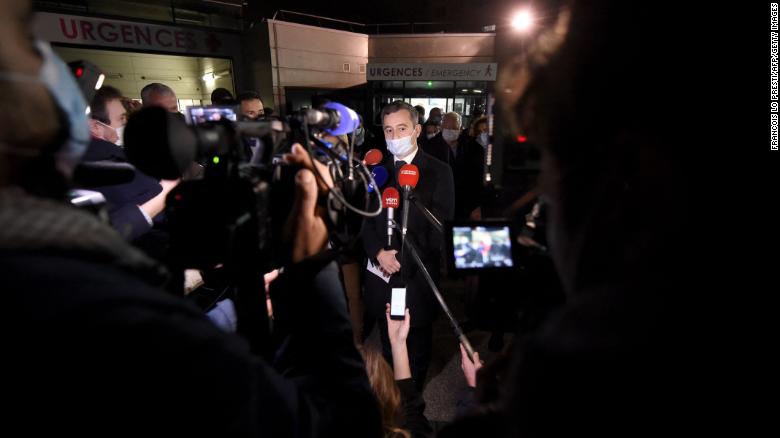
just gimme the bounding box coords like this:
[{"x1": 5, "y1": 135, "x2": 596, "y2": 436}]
[{"x1": 358, "y1": 346, "x2": 411, "y2": 438}]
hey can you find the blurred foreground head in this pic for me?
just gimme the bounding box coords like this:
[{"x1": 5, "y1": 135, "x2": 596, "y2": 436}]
[
  {"x1": 0, "y1": 0, "x2": 70, "y2": 196},
  {"x1": 500, "y1": 0, "x2": 682, "y2": 295}
]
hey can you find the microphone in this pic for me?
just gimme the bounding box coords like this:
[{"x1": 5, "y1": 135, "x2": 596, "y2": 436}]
[
  {"x1": 301, "y1": 102, "x2": 360, "y2": 135},
  {"x1": 124, "y1": 106, "x2": 197, "y2": 180},
  {"x1": 363, "y1": 148, "x2": 383, "y2": 166},
  {"x1": 382, "y1": 187, "x2": 400, "y2": 247},
  {"x1": 397, "y1": 164, "x2": 419, "y2": 248},
  {"x1": 368, "y1": 166, "x2": 388, "y2": 193}
]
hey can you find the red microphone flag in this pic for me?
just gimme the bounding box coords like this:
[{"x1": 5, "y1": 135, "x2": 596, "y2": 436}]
[
  {"x1": 382, "y1": 187, "x2": 400, "y2": 209},
  {"x1": 398, "y1": 164, "x2": 419, "y2": 188}
]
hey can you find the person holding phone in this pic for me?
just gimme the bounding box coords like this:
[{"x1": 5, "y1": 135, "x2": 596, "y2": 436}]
[{"x1": 358, "y1": 305, "x2": 433, "y2": 438}]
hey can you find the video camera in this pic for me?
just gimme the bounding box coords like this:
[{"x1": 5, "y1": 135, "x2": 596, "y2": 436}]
[
  {"x1": 123, "y1": 102, "x2": 381, "y2": 263},
  {"x1": 122, "y1": 100, "x2": 380, "y2": 356}
]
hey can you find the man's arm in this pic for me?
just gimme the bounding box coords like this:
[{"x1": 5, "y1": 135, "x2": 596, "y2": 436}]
[{"x1": 109, "y1": 203, "x2": 153, "y2": 241}]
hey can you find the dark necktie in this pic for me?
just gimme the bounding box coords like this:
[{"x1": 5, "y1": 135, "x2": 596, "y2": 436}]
[{"x1": 394, "y1": 160, "x2": 406, "y2": 187}]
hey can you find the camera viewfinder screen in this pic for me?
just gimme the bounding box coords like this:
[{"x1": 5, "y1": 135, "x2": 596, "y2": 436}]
[
  {"x1": 452, "y1": 225, "x2": 513, "y2": 269},
  {"x1": 187, "y1": 106, "x2": 238, "y2": 125}
]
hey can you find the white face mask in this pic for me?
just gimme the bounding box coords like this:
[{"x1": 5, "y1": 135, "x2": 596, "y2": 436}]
[
  {"x1": 386, "y1": 134, "x2": 415, "y2": 158},
  {"x1": 442, "y1": 129, "x2": 460, "y2": 142},
  {"x1": 426, "y1": 133, "x2": 437, "y2": 140},
  {"x1": 115, "y1": 125, "x2": 125, "y2": 146},
  {"x1": 95, "y1": 120, "x2": 120, "y2": 144},
  {"x1": 477, "y1": 132, "x2": 489, "y2": 147}
]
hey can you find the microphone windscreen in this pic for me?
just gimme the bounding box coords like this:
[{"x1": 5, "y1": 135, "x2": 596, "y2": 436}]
[
  {"x1": 398, "y1": 164, "x2": 419, "y2": 188},
  {"x1": 364, "y1": 148, "x2": 383, "y2": 166},
  {"x1": 382, "y1": 187, "x2": 400, "y2": 209},
  {"x1": 124, "y1": 106, "x2": 196, "y2": 180},
  {"x1": 369, "y1": 166, "x2": 388, "y2": 192},
  {"x1": 323, "y1": 102, "x2": 360, "y2": 136}
]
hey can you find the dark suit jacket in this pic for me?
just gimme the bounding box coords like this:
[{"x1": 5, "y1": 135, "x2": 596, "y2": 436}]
[
  {"x1": 422, "y1": 134, "x2": 485, "y2": 219},
  {"x1": 81, "y1": 138, "x2": 162, "y2": 240},
  {"x1": 453, "y1": 138, "x2": 486, "y2": 219},
  {"x1": 420, "y1": 132, "x2": 450, "y2": 165},
  {"x1": 361, "y1": 148, "x2": 454, "y2": 327}
]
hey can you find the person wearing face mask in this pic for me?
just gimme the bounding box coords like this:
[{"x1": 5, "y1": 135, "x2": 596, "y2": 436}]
[
  {"x1": 469, "y1": 116, "x2": 490, "y2": 149},
  {"x1": 421, "y1": 111, "x2": 460, "y2": 165},
  {"x1": 456, "y1": 115, "x2": 489, "y2": 220},
  {"x1": 237, "y1": 90, "x2": 265, "y2": 120},
  {"x1": 417, "y1": 120, "x2": 441, "y2": 155},
  {"x1": 80, "y1": 85, "x2": 179, "y2": 241},
  {"x1": 424, "y1": 121, "x2": 441, "y2": 140},
  {"x1": 1, "y1": 3, "x2": 382, "y2": 435},
  {"x1": 360, "y1": 101, "x2": 454, "y2": 392},
  {"x1": 86, "y1": 86, "x2": 126, "y2": 146},
  {"x1": 425, "y1": 112, "x2": 484, "y2": 220}
]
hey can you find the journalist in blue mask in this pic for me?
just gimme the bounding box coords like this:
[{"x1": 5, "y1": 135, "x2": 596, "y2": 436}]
[{"x1": 0, "y1": 39, "x2": 90, "y2": 187}]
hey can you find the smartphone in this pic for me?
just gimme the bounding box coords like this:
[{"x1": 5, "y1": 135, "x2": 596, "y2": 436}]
[{"x1": 390, "y1": 288, "x2": 406, "y2": 320}]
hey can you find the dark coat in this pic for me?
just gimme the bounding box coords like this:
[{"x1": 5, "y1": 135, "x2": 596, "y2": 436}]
[
  {"x1": 80, "y1": 138, "x2": 162, "y2": 240},
  {"x1": 361, "y1": 148, "x2": 454, "y2": 327},
  {"x1": 1, "y1": 190, "x2": 381, "y2": 438},
  {"x1": 422, "y1": 134, "x2": 485, "y2": 219}
]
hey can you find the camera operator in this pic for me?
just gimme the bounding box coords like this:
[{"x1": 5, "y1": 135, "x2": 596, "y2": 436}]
[
  {"x1": 0, "y1": 2, "x2": 380, "y2": 436},
  {"x1": 238, "y1": 90, "x2": 265, "y2": 120}
]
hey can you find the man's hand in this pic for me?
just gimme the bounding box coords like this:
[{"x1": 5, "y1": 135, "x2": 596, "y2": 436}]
[
  {"x1": 139, "y1": 178, "x2": 181, "y2": 220},
  {"x1": 263, "y1": 269, "x2": 280, "y2": 293},
  {"x1": 460, "y1": 343, "x2": 484, "y2": 388},
  {"x1": 377, "y1": 249, "x2": 400, "y2": 275},
  {"x1": 160, "y1": 178, "x2": 180, "y2": 193},
  {"x1": 263, "y1": 269, "x2": 280, "y2": 318},
  {"x1": 385, "y1": 303, "x2": 410, "y2": 346},
  {"x1": 282, "y1": 143, "x2": 334, "y2": 263}
]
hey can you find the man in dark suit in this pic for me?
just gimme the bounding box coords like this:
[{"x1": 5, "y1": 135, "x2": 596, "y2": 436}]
[
  {"x1": 82, "y1": 86, "x2": 179, "y2": 241},
  {"x1": 361, "y1": 101, "x2": 454, "y2": 390},
  {"x1": 423, "y1": 112, "x2": 485, "y2": 219}
]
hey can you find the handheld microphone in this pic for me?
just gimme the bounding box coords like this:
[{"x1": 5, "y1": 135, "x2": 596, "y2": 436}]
[
  {"x1": 397, "y1": 164, "x2": 419, "y2": 248},
  {"x1": 302, "y1": 102, "x2": 360, "y2": 135},
  {"x1": 369, "y1": 166, "x2": 388, "y2": 193},
  {"x1": 382, "y1": 187, "x2": 400, "y2": 247},
  {"x1": 124, "y1": 106, "x2": 198, "y2": 180},
  {"x1": 363, "y1": 149, "x2": 383, "y2": 166}
]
